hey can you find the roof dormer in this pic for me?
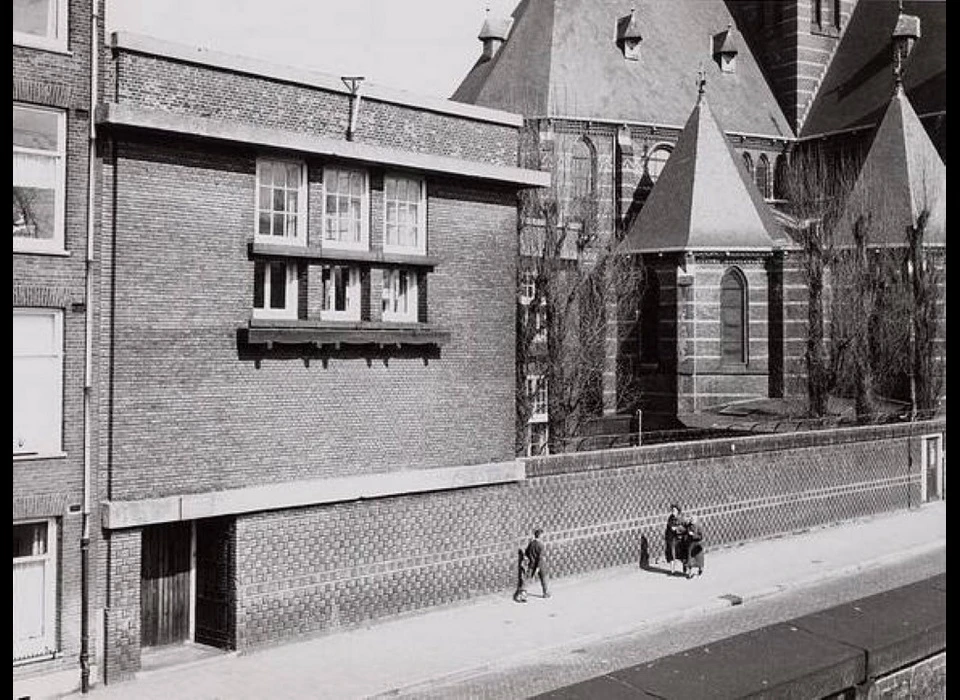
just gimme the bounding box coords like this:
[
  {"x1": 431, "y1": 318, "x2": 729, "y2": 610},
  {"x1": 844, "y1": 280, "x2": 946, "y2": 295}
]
[
  {"x1": 478, "y1": 12, "x2": 512, "y2": 62},
  {"x1": 712, "y1": 23, "x2": 740, "y2": 74},
  {"x1": 616, "y1": 8, "x2": 643, "y2": 61}
]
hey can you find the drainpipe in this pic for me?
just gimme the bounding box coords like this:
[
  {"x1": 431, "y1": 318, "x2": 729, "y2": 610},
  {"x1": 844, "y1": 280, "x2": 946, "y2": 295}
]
[
  {"x1": 81, "y1": 1, "x2": 100, "y2": 693},
  {"x1": 341, "y1": 76, "x2": 365, "y2": 141}
]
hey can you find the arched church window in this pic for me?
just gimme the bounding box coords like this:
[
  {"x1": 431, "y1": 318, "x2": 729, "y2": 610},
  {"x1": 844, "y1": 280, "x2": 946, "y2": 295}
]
[
  {"x1": 774, "y1": 154, "x2": 788, "y2": 200},
  {"x1": 569, "y1": 138, "x2": 595, "y2": 202},
  {"x1": 720, "y1": 268, "x2": 748, "y2": 364},
  {"x1": 742, "y1": 152, "x2": 754, "y2": 178},
  {"x1": 645, "y1": 145, "x2": 672, "y2": 183},
  {"x1": 640, "y1": 268, "x2": 660, "y2": 363},
  {"x1": 756, "y1": 154, "x2": 771, "y2": 199}
]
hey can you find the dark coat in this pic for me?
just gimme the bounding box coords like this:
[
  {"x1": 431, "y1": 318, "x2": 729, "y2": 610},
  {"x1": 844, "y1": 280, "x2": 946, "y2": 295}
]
[
  {"x1": 683, "y1": 523, "x2": 705, "y2": 570},
  {"x1": 664, "y1": 514, "x2": 684, "y2": 562}
]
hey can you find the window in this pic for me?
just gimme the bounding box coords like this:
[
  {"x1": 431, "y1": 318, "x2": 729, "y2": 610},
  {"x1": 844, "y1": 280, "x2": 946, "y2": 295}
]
[
  {"x1": 519, "y1": 270, "x2": 546, "y2": 344},
  {"x1": 13, "y1": 309, "x2": 63, "y2": 458},
  {"x1": 13, "y1": 104, "x2": 66, "y2": 254},
  {"x1": 384, "y1": 174, "x2": 425, "y2": 254},
  {"x1": 741, "y1": 152, "x2": 754, "y2": 179},
  {"x1": 13, "y1": 0, "x2": 67, "y2": 51},
  {"x1": 921, "y1": 434, "x2": 944, "y2": 502},
  {"x1": 569, "y1": 139, "x2": 594, "y2": 203},
  {"x1": 774, "y1": 154, "x2": 788, "y2": 200},
  {"x1": 813, "y1": 0, "x2": 841, "y2": 31},
  {"x1": 320, "y1": 265, "x2": 360, "y2": 321},
  {"x1": 646, "y1": 145, "x2": 672, "y2": 183},
  {"x1": 640, "y1": 270, "x2": 660, "y2": 363},
  {"x1": 13, "y1": 519, "x2": 58, "y2": 661},
  {"x1": 256, "y1": 159, "x2": 305, "y2": 245},
  {"x1": 323, "y1": 167, "x2": 368, "y2": 250},
  {"x1": 526, "y1": 374, "x2": 549, "y2": 457},
  {"x1": 382, "y1": 268, "x2": 418, "y2": 322},
  {"x1": 253, "y1": 260, "x2": 298, "y2": 320},
  {"x1": 756, "y1": 154, "x2": 771, "y2": 199},
  {"x1": 720, "y1": 269, "x2": 747, "y2": 364}
]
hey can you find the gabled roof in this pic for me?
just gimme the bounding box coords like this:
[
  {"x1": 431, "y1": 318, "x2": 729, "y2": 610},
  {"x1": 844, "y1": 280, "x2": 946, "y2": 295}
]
[
  {"x1": 620, "y1": 92, "x2": 785, "y2": 254},
  {"x1": 801, "y1": 0, "x2": 945, "y2": 139},
  {"x1": 452, "y1": 0, "x2": 793, "y2": 138},
  {"x1": 836, "y1": 87, "x2": 946, "y2": 247}
]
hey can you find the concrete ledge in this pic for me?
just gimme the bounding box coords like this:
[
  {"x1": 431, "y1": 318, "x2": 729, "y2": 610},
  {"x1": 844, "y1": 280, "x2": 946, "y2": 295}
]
[
  {"x1": 101, "y1": 460, "x2": 525, "y2": 529},
  {"x1": 97, "y1": 103, "x2": 550, "y2": 188},
  {"x1": 110, "y1": 32, "x2": 525, "y2": 128}
]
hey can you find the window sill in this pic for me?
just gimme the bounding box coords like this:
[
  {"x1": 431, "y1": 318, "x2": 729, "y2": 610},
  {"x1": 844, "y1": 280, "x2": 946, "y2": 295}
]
[
  {"x1": 13, "y1": 651, "x2": 58, "y2": 667},
  {"x1": 13, "y1": 246, "x2": 71, "y2": 258},
  {"x1": 246, "y1": 319, "x2": 450, "y2": 347},
  {"x1": 13, "y1": 35, "x2": 71, "y2": 55},
  {"x1": 249, "y1": 242, "x2": 438, "y2": 269},
  {"x1": 13, "y1": 451, "x2": 68, "y2": 462}
]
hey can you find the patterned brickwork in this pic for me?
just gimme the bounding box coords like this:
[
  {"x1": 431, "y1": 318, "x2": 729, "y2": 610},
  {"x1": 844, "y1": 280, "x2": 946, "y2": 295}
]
[
  {"x1": 103, "y1": 529, "x2": 141, "y2": 683},
  {"x1": 225, "y1": 419, "x2": 942, "y2": 651},
  {"x1": 868, "y1": 652, "x2": 946, "y2": 700}
]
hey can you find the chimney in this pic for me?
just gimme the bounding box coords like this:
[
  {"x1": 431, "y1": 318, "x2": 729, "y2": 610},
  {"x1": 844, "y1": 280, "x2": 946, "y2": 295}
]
[
  {"x1": 478, "y1": 11, "x2": 512, "y2": 62},
  {"x1": 616, "y1": 8, "x2": 643, "y2": 61}
]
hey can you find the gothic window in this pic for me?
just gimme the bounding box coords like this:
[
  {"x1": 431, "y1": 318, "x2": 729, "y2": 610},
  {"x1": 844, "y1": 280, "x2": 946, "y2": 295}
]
[
  {"x1": 756, "y1": 154, "x2": 771, "y2": 199},
  {"x1": 646, "y1": 145, "x2": 672, "y2": 183},
  {"x1": 720, "y1": 268, "x2": 747, "y2": 365},
  {"x1": 742, "y1": 152, "x2": 754, "y2": 179},
  {"x1": 569, "y1": 138, "x2": 595, "y2": 202},
  {"x1": 640, "y1": 268, "x2": 660, "y2": 363},
  {"x1": 774, "y1": 154, "x2": 788, "y2": 201}
]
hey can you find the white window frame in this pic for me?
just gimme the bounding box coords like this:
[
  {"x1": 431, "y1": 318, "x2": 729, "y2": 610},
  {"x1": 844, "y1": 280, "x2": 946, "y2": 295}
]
[
  {"x1": 519, "y1": 271, "x2": 547, "y2": 344},
  {"x1": 13, "y1": 308, "x2": 64, "y2": 459},
  {"x1": 252, "y1": 260, "x2": 298, "y2": 320},
  {"x1": 920, "y1": 433, "x2": 944, "y2": 502},
  {"x1": 527, "y1": 422, "x2": 549, "y2": 457},
  {"x1": 255, "y1": 158, "x2": 307, "y2": 246},
  {"x1": 320, "y1": 264, "x2": 361, "y2": 321},
  {"x1": 13, "y1": 518, "x2": 58, "y2": 662},
  {"x1": 381, "y1": 268, "x2": 419, "y2": 323},
  {"x1": 383, "y1": 173, "x2": 427, "y2": 255},
  {"x1": 526, "y1": 374, "x2": 548, "y2": 422},
  {"x1": 13, "y1": 103, "x2": 66, "y2": 255},
  {"x1": 13, "y1": 0, "x2": 68, "y2": 53},
  {"x1": 322, "y1": 167, "x2": 369, "y2": 251}
]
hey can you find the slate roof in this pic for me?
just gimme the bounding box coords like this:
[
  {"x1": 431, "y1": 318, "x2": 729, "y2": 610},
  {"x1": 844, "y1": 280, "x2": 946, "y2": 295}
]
[
  {"x1": 452, "y1": 0, "x2": 793, "y2": 137},
  {"x1": 801, "y1": 0, "x2": 945, "y2": 138},
  {"x1": 620, "y1": 91, "x2": 785, "y2": 254},
  {"x1": 836, "y1": 86, "x2": 946, "y2": 247}
]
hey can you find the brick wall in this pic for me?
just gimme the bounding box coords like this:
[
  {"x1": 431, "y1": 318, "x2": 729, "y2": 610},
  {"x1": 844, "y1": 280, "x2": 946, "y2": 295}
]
[
  {"x1": 103, "y1": 529, "x2": 141, "y2": 683},
  {"x1": 110, "y1": 51, "x2": 518, "y2": 168},
  {"x1": 227, "y1": 419, "x2": 940, "y2": 652},
  {"x1": 868, "y1": 652, "x2": 946, "y2": 699},
  {"x1": 101, "y1": 135, "x2": 517, "y2": 500}
]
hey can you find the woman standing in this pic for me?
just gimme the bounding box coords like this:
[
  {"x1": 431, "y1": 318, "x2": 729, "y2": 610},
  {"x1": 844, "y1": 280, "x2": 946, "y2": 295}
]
[
  {"x1": 683, "y1": 515, "x2": 705, "y2": 578},
  {"x1": 663, "y1": 504, "x2": 684, "y2": 574}
]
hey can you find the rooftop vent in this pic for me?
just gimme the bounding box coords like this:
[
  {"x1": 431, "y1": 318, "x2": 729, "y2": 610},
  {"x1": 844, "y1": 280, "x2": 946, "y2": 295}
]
[
  {"x1": 478, "y1": 11, "x2": 512, "y2": 62},
  {"x1": 616, "y1": 8, "x2": 643, "y2": 61},
  {"x1": 712, "y1": 23, "x2": 740, "y2": 73}
]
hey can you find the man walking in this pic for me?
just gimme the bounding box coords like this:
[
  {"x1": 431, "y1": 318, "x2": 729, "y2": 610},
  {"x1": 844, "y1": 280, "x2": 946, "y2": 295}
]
[{"x1": 522, "y1": 527, "x2": 550, "y2": 599}]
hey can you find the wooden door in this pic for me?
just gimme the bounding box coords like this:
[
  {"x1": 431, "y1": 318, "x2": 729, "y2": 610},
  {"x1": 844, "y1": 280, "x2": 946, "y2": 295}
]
[{"x1": 141, "y1": 522, "x2": 193, "y2": 647}]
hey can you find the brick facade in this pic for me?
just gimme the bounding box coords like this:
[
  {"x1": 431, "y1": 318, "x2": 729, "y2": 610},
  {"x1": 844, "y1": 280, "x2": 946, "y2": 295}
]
[{"x1": 13, "y1": 0, "x2": 105, "y2": 685}]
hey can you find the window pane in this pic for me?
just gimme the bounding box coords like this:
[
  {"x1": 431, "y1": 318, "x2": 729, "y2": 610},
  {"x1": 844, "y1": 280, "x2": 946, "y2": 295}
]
[
  {"x1": 13, "y1": 522, "x2": 48, "y2": 558},
  {"x1": 14, "y1": 0, "x2": 53, "y2": 38},
  {"x1": 272, "y1": 189, "x2": 285, "y2": 213},
  {"x1": 258, "y1": 212, "x2": 271, "y2": 237},
  {"x1": 350, "y1": 172, "x2": 363, "y2": 197},
  {"x1": 258, "y1": 186, "x2": 271, "y2": 211},
  {"x1": 272, "y1": 214, "x2": 285, "y2": 237},
  {"x1": 13, "y1": 356, "x2": 60, "y2": 455},
  {"x1": 286, "y1": 163, "x2": 299, "y2": 188},
  {"x1": 269, "y1": 262, "x2": 287, "y2": 309},
  {"x1": 13, "y1": 106, "x2": 60, "y2": 151},
  {"x1": 286, "y1": 214, "x2": 297, "y2": 238}
]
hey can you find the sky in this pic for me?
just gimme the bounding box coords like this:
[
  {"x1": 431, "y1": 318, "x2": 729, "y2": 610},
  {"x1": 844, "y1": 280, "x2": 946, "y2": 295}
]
[{"x1": 106, "y1": 0, "x2": 520, "y2": 100}]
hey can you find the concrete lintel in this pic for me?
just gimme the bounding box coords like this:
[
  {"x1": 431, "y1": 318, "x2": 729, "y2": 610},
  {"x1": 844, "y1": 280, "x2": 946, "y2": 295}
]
[
  {"x1": 97, "y1": 103, "x2": 550, "y2": 188},
  {"x1": 101, "y1": 460, "x2": 525, "y2": 530},
  {"x1": 109, "y1": 32, "x2": 525, "y2": 128}
]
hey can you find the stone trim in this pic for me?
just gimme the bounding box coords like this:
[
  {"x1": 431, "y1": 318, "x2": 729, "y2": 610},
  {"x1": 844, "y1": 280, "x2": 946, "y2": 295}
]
[
  {"x1": 102, "y1": 460, "x2": 526, "y2": 529},
  {"x1": 97, "y1": 103, "x2": 550, "y2": 188}
]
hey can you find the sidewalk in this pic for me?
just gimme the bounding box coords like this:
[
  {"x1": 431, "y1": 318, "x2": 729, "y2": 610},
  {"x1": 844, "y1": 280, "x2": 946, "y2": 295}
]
[{"x1": 47, "y1": 502, "x2": 945, "y2": 700}]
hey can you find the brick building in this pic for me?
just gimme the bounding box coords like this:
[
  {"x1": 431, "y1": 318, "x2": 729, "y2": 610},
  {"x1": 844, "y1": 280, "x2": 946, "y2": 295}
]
[
  {"x1": 91, "y1": 33, "x2": 547, "y2": 680},
  {"x1": 13, "y1": 0, "x2": 104, "y2": 693},
  {"x1": 453, "y1": 0, "x2": 946, "y2": 446}
]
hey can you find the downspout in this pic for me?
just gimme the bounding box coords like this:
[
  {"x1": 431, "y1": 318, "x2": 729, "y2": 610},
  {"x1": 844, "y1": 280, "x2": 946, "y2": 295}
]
[{"x1": 81, "y1": 0, "x2": 99, "y2": 693}]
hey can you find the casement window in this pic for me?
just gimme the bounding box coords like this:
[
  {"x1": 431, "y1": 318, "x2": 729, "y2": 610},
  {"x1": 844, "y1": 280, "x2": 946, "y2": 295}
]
[
  {"x1": 13, "y1": 309, "x2": 63, "y2": 458},
  {"x1": 383, "y1": 174, "x2": 425, "y2": 254},
  {"x1": 253, "y1": 260, "x2": 298, "y2": 320},
  {"x1": 381, "y1": 268, "x2": 418, "y2": 322},
  {"x1": 720, "y1": 268, "x2": 748, "y2": 365},
  {"x1": 525, "y1": 374, "x2": 549, "y2": 457},
  {"x1": 323, "y1": 167, "x2": 368, "y2": 250},
  {"x1": 320, "y1": 265, "x2": 361, "y2": 321},
  {"x1": 13, "y1": 104, "x2": 66, "y2": 254},
  {"x1": 645, "y1": 145, "x2": 672, "y2": 183},
  {"x1": 256, "y1": 159, "x2": 306, "y2": 245},
  {"x1": 519, "y1": 270, "x2": 547, "y2": 344},
  {"x1": 13, "y1": 519, "x2": 58, "y2": 662},
  {"x1": 13, "y1": 0, "x2": 67, "y2": 52}
]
